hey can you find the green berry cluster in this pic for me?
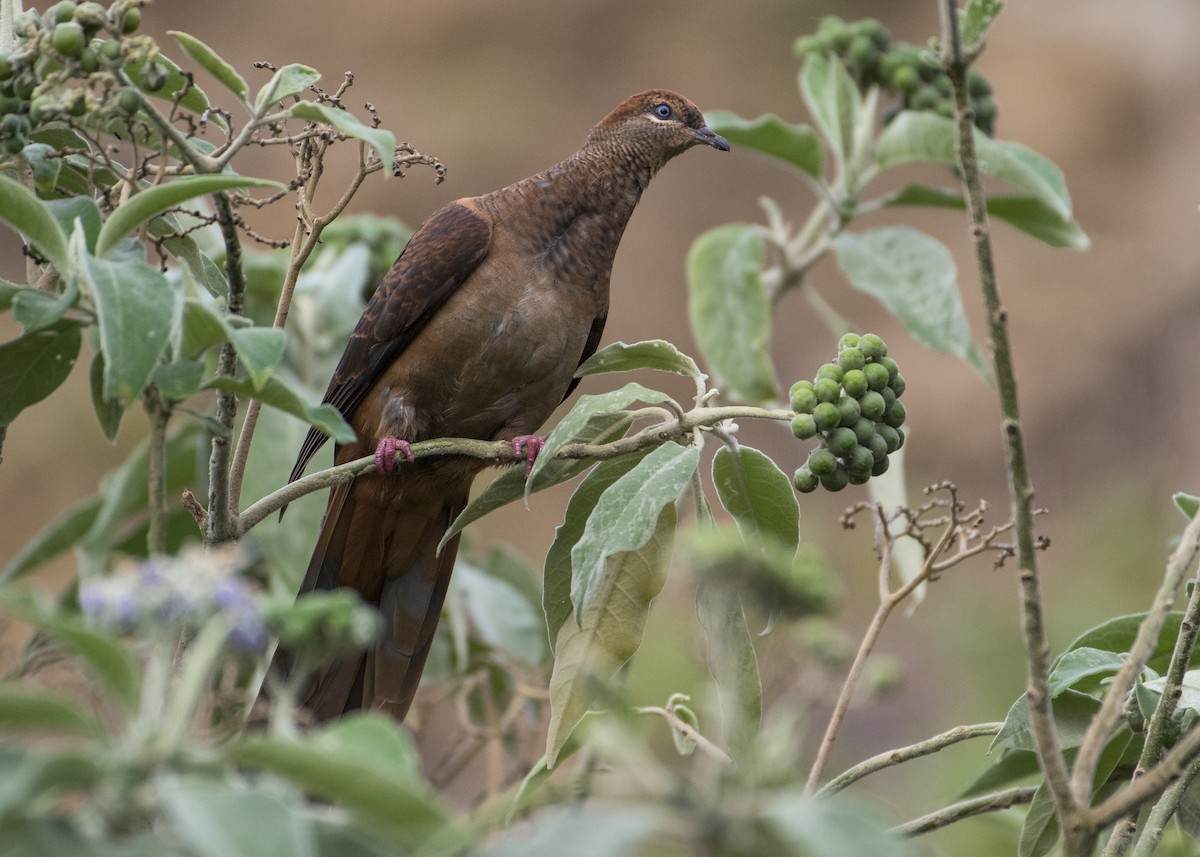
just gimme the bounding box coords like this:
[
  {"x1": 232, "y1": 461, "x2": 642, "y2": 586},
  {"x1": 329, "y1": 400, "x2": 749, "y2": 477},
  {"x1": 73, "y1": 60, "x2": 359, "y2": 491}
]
[
  {"x1": 794, "y1": 16, "x2": 997, "y2": 136},
  {"x1": 789, "y1": 333, "x2": 906, "y2": 494},
  {"x1": 0, "y1": 1, "x2": 151, "y2": 155}
]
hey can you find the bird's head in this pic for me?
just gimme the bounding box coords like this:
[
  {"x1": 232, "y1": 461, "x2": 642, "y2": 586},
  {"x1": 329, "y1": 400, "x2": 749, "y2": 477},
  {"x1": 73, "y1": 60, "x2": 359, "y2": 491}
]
[{"x1": 586, "y1": 89, "x2": 730, "y2": 167}]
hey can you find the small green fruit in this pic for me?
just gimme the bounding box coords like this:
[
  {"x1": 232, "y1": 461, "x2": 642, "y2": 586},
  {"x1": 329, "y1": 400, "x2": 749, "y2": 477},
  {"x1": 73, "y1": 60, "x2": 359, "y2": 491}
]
[
  {"x1": 881, "y1": 386, "x2": 896, "y2": 412},
  {"x1": 847, "y1": 467, "x2": 871, "y2": 486},
  {"x1": 791, "y1": 413, "x2": 818, "y2": 440},
  {"x1": 837, "y1": 346, "x2": 865, "y2": 372},
  {"x1": 846, "y1": 444, "x2": 875, "y2": 477},
  {"x1": 859, "y1": 390, "x2": 886, "y2": 420},
  {"x1": 47, "y1": 1, "x2": 77, "y2": 23},
  {"x1": 876, "y1": 424, "x2": 901, "y2": 454},
  {"x1": 836, "y1": 395, "x2": 861, "y2": 427},
  {"x1": 838, "y1": 332, "x2": 860, "y2": 351},
  {"x1": 910, "y1": 84, "x2": 939, "y2": 111},
  {"x1": 116, "y1": 86, "x2": 140, "y2": 115},
  {"x1": 790, "y1": 381, "x2": 817, "y2": 414},
  {"x1": 52, "y1": 22, "x2": 86, "y2": 57},
  {"x1": 814, "y1": 377, "x2": 841, "y2": 404},
  {"x1": 871, "y1": 455, "x2": 890, "y2": 477},
  {"x1": 78, "y1": 46, "x2": 99, "y2": 72},
  {"x1": 820, "y1": 466, "x2": 849, "y2": 492},
  {"x1": 879, "y1": 355, "x2": 898, "y2": 379},
  {"x1": 891, "y1": 65, "x2": 919, "y2": 92},
  {"x1": 851, "y1": 417, "x2": 875, "y2": 446},
  {"x1": 890, "y1": 373, "x2": 906, "y2": 398},
  {"x1": 813, "y1": 401, "x2": 841, "y2": 432},
  {"x1": 848, "y1": 35, "x2": 875, "y2": 68},
  {"x1": 73, "y1": 2, "x2": 107, "y2": 34},
  {"x1": 793, "y1": 466, "x2": 819, "y2": 494},
  {"x1": 841, "y1": 368, "x2": 867, "y2": 398},
  {"x1": 826, "y1": 427, "x2": 858, "y2": 457},
  {"x1": 816, "y1": 362, "x2": 843, "y2": 383},
  {"x1": 139, "y1": 61, "x2": 167, "y2": 93},
  {"x1": 866, "y1": 432, "x2": 888, "y2": 463},
  {"x1": 884, "y1": 399, "x2": 907, "y2": 428},
  {"x1": 858, "y1": 333, "x2": 886, "y2": 360},
  {"x1": 120, "y1": 6, "x2": 141, "y2": 34},
  {"x1": 99, "y1": 39, "x2": 123, "y2": 62},
  {"x1": 863, "y1": 362, "x2": 890, "y2": 392},
  {"x1": 807, "y1": 447, "x2": 837, "y2": 477},
  {"x1": 967, "y1": 69, "x2": 992, "y2": 98}
]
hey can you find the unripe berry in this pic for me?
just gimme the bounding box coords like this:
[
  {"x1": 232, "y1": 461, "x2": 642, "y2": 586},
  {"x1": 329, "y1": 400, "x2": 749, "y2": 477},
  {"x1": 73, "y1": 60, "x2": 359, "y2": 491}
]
[
  {"x1": 820, "y1": 466, "x2": 849, "y2": 492},
  {"x1": 841, "y1": 368, "x2": 867, "y2": 398},
  {"x1": 891, "y1": 65, "x2": 919, "y2": 92},
  {"x1": 910, "y1": 85, "x2": 939, "y2": 111},
  {"x1": 116, "y1": 86, "x2": 140, "y2": 115},
  {"x1": 813, "y1": 401, "x2": 841, "y2": 432},
  {"x1": 838, "y1": 332, "x2": 860, "y2": 351},
  {"x1": 807, "y1": 447, "x2": 837, "y2": 477},
  {"x1": 876, "y1": 424, "x2": 901, "y2": 454},
  {"x1": 816, "y1": 362, "x2": 843, "y2": 383},
  {"x1": 881, "y1": 385, "x2": 896, "y2": 412},
  {"x1": 858, "y1": 333, "x2": 886, "y2": 361},
  {"x1": 837, "y1": 346, "x2": 865, "y2": 372},
  {"x1": 791, "y1": 413, "x2": 818, "y2": 440},
  {"x1": 884, "y1": 399, "x2": 906, "y2": 428},
  {"x1": 836, "y1": 395, "x2": 861, "y2": 427},
  {"x1": 859, "y1": 390, "x2": 886, "y2": 420},
  {"x1": 120, "y1": 6, "x2": 141, "y2": 34},
  {"x1": 890, "y1": 373, "x2": 906, "y2": 397},
  {"x1": 866, "y1": 432, "x2": 888, "y2": 462},
  {"x1": 863, "y1": 362, "x2": 890, "y2": 392},
  {"x1": 51, "y1": 22, "x2": 86, "y2": 58},
  {"x1": 814, "y1": 377, "x2": 841, "y2": 404},
  {"x1": 871, "y1": 455, "x2": 890, "y2": 477},
  {"x1": 790, "y1": 380, "x2": 817, "y2": 414},
  {"x1": 846, "y1": 444, "x2": 875, "y2": 477},
  {"x1": 793, "y1": 466, "x2": 819, "y2": 494},
  {"x1": 879, "y1": 356, "x2": 899, "y2": 380},
  {"x1": 851, "y1": 417, "x2": 875, "y2": 446},
  {"x1": 826, "y1": 427, "x2": 858, "y2": 457}
]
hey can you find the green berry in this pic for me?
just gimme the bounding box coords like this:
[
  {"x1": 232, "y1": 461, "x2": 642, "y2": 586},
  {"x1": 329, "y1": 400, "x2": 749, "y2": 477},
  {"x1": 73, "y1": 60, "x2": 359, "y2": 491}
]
[
  {"x1": 820, "y1": 466, "x2": 849, "y2": 492},
  {"x1": 876, "y1": 424, "x2": 901, "y2": 453},
  {"x1": 847, "y1": 467, "x2": 871, "y2": 486},
  {"x1": 879, "y1": 355, "x2": 898, "y2": 379},
  {"x1": 859, "y1": 390, "x2": 886, "y2": 421},
  {"x1": 791, "y1": 413, "x2": 818, "y2": 440},
  {"x1": 843, "y1": 370, "x2": 867, "y2": 399},
  {"x1": 826, "y1": 427, "x2": 858, "y2": 457},
  {"x1": 807, "y1": 447, "x2": 837, "y2": 477},
  {"x1": 863, "y1": 362, "x2": 890, "y2": 392},
  {"x1": 813, "y1": 401, "x2": 841, "y2": 432},
  {"x1": 851, "y1": 417, "x2": 875, "y2": 446},
  {"x1": 936, "y1": 99, "x2": 955, "y2": 119},
  {"x1": 814, "y1": 377, "x2": 841, "y2": 404},
  {"x1": 881, "y1": 385, "x2": 897, "y2": 412},
  {"x1": 910, "y1": 84, "x2": 939, "y2": 111},
  {"x1": 139, "y1": 61, "x2": 167, "y2": 93},
  {"x1": 891, "y1": 65, "x2": 919, "y2": 92},
  {"x1": 47, "y1": 1, "x2": 77, "y2": 23},
  {"x1": 890, "y1": 373, "x2": 906, "y2": 398},
  {"x1": 967, "y1": 69, "x2": 991, "y2": 98},
  {"x1": 974, "y1": 96, "x2": 998, "y2": 127},
  {"x1": 848, "y1": 35, "x2": 875, "y2": 68},
  {"x1": 120, "y1": 6, "x2": 141, "y2": 34},
  {"x1": 837, "y1": 347, "x2": 865, "y2": 372},
  {"x1": 858, "y1": 333, "x2": 886, "y2": 361},
  {"x1": 884, "y1": 399, "x2": 907, "y2": 428},
  {"x1": 866, "y1": 432, "x2": 888, "y2": 463},
  {"x1": 4, "y1": 135, "x2": 24, "y2": 154},
  {"x1": 816, "y1": 362, "x2": 843, "y2": 383},
  {"x1": 790, "y1": 381, "x2": 817, "y2": 414},
  {"x1": 871, "y1": 455, "x2": 890, "y2": 477},
  {"x1": 0, "y1": 56, "x2": 11, "y2": 82},
  {"x1": 838, "y1": 332, "x2": 860, "y2": 351},
  {"x1": 836, "y1": 395, "x2": 861, "y2": 427},
  {"x1": 78, "y1": 46, "x2": 98, "y2": 72},
  {"x1": 793, "y1": 466, "x2": 819, "y2": 494},
  {"x1": 99, "y1": 39, "x2": 123, "y2": 62},
  {"x1": 73, "y1": 2, "x2": 106, "y2": 34},
  {"x1": 0, "y1": 95, "x2": 18, "y2": 115},
  {"x1": 116, "y1": 86, "x2": 140, "y2": 115},
  {"x1": 13, "y1": 76, "x2": 36, "y2": 100},
  {"x1": 51, "y1": 22, "x2": 86, "y2": 57},
  {"x1": 846, "y1": 444, "x2": 875, "y2": 477}
]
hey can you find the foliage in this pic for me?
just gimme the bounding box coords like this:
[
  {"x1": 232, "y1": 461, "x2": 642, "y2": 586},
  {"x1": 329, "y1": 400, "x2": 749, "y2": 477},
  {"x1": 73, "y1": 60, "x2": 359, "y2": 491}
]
[{"x1": 1, "y1": 1, "x2": 1198, "y2": 856}]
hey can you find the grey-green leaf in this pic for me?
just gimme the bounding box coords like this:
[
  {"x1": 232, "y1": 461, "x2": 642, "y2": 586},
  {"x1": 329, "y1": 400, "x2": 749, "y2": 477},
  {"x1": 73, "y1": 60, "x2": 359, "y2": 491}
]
[
  {"x1": 696, "y1": 582, "x2": 762, "y2": 760},
  {"x1": 799, "y1": 53, "x2": 860, "y2": 170},
  {"x1": 205, "y1": 375, "x2": 355, "y2": 444},
  {"x1": 686, "y1": 223, "x2": 777, "y2": 404},
  {"x1": 289, "y1": 102, "x2": 396, "y2": 176},
  {"x1": 876, "y1": 111, "x2": 1073, "y2": 221},
  {"x1": 89, "y1": 351, "x2": 125, "y2": 440},
  {"x1": 991, "y1": 689, "x2": 1101, "y2": 753},
  {"x1": 0, "y1": 174, "x2": 69, "y2": 272},
  {"x1": 170, "y1": 30, "x2": 249, "y2": 101},
  {"x1": 882, "y1": 184, "x2": 1089, "y2": 249},
  {"x1": 833, "y1": 227, "x2": 988, "y2": 378},
  {"x1": 576, "y1": 339, "x2": 703, "y2": 381},
  {"x1": 960, "y1": 0, "x2": 1005, "y2": 48},
  {"x1": 570, "y1": 442, "x2": 698, "y2": 623},
  {"x1": 1047, "y1": 647, "x2": 1125, "y2": 697},
  {"x1": 711, "y1": 445, "x2": 799, "y2": 553},
  {"x1": 1018, "y1": 784, "x2": 1058, "y2": 857},
  {"x1": 96, "y1": 175, "x2": 284, "y2": 258},
  {"x1": 227, "y1": 326, "x2": 286, "y2": 389},
  {"x1": 703, "y1": 110, "x2": 822, "y2": 178},
  {"x1": 1174, "y1": 492, "x2": 1199, "y2": 520},
  {"x1": 0, "y1": 322, "x2": 81, "y2": 425},
  {"x1": 255, "y1": 63, "x2": 321, "y2": 114}
]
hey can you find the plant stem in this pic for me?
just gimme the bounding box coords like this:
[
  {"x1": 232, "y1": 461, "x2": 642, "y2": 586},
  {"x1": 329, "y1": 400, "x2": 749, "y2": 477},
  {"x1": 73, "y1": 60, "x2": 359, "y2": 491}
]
[
  {"x1": 892, "y1": 786, "x2": 1038, "y2": 836},
  {"x1": 938, "y1": 0, "x2": 1077, "y2": 843},
  {"x1": 817, "y1": 722, "x2": 1002, "y2": 797},
  {"x1": 143, "y1": 388, "x2": 170, "y2": 556},
  {"x1": 1128, "y1": 754, "x2": 1200, "y2": 857}
]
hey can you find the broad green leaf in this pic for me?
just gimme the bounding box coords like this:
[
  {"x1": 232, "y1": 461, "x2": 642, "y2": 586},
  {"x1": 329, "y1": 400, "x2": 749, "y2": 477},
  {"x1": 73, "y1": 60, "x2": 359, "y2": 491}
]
[
  {"x1": 991, "y1": 688, "x2": 1101, "y2": 752},
  {"x1": 206, "y1": 375, "x2": 355, "y2": 443},
  {"x1": 882, "y1": 184, "x2": 1089, "y2": 249},
  {"x1": 23, "y1": 143, "x2": 61, "y2": 195},
  {"x1": 170, "y1": 31, "x2": 249, "y2": 100},
  {"x1": 1180, "y1": 768, "x2": 1200, "y2": 838},
  {"x1": 1144, "y1": 669, "x2": 1200, "y2": 715},
  {"x1": 157, "y1": 776, "x2": 314, "y2": 857},
  {"x1": 313, "y1": 713, "x2": 422, "y2": 783},
  {"x1": 290, "y1": 102, "x2": 396, "y2": 174},
  {"x1": 82, "y1": 247, "x2": 180, "y2": 402},
  {"x1": 765, "y1": 791, "x2": 919, "y2": 857},
  {"x1": 876, "y1": 111, "x2": 1073, "y2": 221},
  {"x1": 0, "y1": 590, "x2": 140, "y2": 712},
  {"x1": 0, "y1": 683, "x2": 101, "y2": 736},
  {"x1": 703, "y1": 110, "x2": 821, "y2": 178},
  {"x1": 686, "y1": 223, "x2": 777, "y2": 404},
  {"x1": 543, "y1": 447, "x2": 654, "y2": 645},
  {"x1": 1175, "y1": 492, "x2": 1199, "y2": 520},
  {"x1": 526, "y1": 382, "x2": 670, "y2": 495},
  {"x1": 545, "y1": 503, "x2": 675, "y2": 767},
  {"x1": 1047, "y1": 647, "x2": 1126, "y2": 697},
  {"x1": 0, "y1": 748, "x2": 103, "y2": 817},
  {"x1": 0, "y1": 495, "x2": 99, "y2": 582},
  {"x1": 0, "y1": 174, "x2": 69, "y2": 272},
  {"x1": 960, "y1": 749, "x2": 1040, "y2": 797},
  {"x1": 227, "y1": 325, "x2": 286, "y2": 389},
  {"x1": 1018, "y1": 783, "x2": 1058, "y2": 857},
  {"x1": 1064, "y1": 611, "x2": 1185, "y2": 677},
  {"x1": 961, "y1": 0, "x2": 1005, "y2": 48},
  {"x1": 255, "y1": 63, "x2": 321, "y2": 114},
  {"x1": 12, "y1": 278, "x2": 79, "y2": 329},
  {"x1": 180, "y1": 297, "x2": 234, "y2": 358},
  {"x1": 454, "y1": 560, "x2": 548, "y2": 666},
  {"x1": 125, "y1": 52, "x2": 219, "y2": 123},
  {"x1": 833, "y1": 227, "x2": 988, "y2": 377},
  {"x1": 96, "y1": 175, "x2": 283, "y2": 258},
  {"x1": 570, "y1": 443, "x2": 698, "y2": 623},
  {"x1": 153, "y1": 359, "x2": 207, "y2": 401},
  {"x1": 711, "y1": 445, "x2": 799, "y2": 552},
  {"x1": 696, "y1": 582, "x2": 761, "y2": 760},
  {"x1": 799, "y1": 53, "x2": 860, "y2": 170},
  {"x1": 576, "y1": 339, "x2": 703, "y2": 381},
  {"x1": 0, "y1": 322, "x2": 81, "y2": 425},
  {"x1": 164, "y1": 236, "x2": 228, "y2": 297},
  {"x1": 228, "y1": 733, "x2": 449, "y2": 847},
  {"x1": 483, "y1": 807, "x2": 662, "y2": 857},
  {"x1": 46, "y1": 196, "x2": 102, "y2": 253}
]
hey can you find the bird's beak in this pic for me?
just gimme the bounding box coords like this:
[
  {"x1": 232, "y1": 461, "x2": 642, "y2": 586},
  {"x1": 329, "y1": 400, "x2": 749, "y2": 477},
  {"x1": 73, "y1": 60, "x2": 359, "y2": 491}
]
[{"x1": 694, "y1": 125, "x2": 730, "y2": 151}]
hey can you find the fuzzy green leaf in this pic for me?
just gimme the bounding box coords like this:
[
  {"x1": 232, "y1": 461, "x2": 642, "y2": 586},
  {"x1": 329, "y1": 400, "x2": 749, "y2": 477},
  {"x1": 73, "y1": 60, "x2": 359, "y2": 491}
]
[
  {"x1": 169, "y1": 30, "x2": 249, "y2": 100},
  {"x1": 125, "y1": 53, "x2": 218, "y2": 123},
  {"x1": 227, "y1": 326, "x2": 286, "y2": 389},
  {"x1": 0, "y1": 322, "x2": 81, "y2": 425},
  {"x1": 0, "y1": 496, "x2": 99, "y2": 582},
  {"x1": 205, "y1": 375, "x2": 355, "y2": 444},
  {"x1": 290, "y1": 102, "x2": 396, "y2": 175},
  {"x1": 0, "y1": 174, "x2": 69, "y2": 272},
  {"x1": 703, "y1": 110, "x2": 822, "y2": 178},
  {"x1": 0, "y1": 684, "x2": 101, "y2": 737},
  {"x1": 991, "y1": 689, "x2": 1101, "y2": 753},
  {"x1": 799, "y1": 53, "x2": 860, "y2": 170},
  {"x1": 960, "y1": 0, "x2": 1005, "y2": 48},
  {"x1": 696, "y1": 582, "x2": 761, "y2": 760},
  {"x1": 711, "y1": 445, "x2": 799, "y2": 552},
  {"x1": 576, "y1": 339, "x2": 703, "y2": 381},
  {"x1": 255, "y1": 64, "x2": 321, "y2": 114}
]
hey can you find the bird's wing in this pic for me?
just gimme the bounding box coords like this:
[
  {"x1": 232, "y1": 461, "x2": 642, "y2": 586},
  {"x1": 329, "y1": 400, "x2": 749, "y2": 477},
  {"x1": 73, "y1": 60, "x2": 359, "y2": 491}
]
[
  {"x1": 562, "y1": 311, "x2": 608, "y2": 402},
  {"x1": 289, "y1": 201, "x2": 493, "y2": 482}
]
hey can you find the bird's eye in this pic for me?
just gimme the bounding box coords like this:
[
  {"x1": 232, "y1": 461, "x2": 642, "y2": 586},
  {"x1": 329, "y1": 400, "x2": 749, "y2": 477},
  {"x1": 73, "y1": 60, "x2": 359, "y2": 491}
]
[{"x1": 653, "y1": 103, "x2": 673, "y2": 120}]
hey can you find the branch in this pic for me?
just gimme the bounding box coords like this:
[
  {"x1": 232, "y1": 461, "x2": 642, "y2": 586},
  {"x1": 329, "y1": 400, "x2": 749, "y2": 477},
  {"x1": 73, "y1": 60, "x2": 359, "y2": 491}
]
[
  {"x1": 892, "y1": 786, "x2": 1038, "y2": 837},
  {"x1": 636, "y1": 706, "x2": 734, "y2": 766},
  {"x1": 1128, "y1": 753, "x2": 1200, "y2": 857},
  {"x1": 938, "y1": 0, "x2": 1075, "y2": 831},
  {"x1": 817, "y1": 722, "x2": 1002, "y2": 797}
]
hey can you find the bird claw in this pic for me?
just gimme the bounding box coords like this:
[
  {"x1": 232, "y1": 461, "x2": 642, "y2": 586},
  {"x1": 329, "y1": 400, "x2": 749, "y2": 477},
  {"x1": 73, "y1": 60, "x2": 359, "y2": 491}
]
[
  {"x1": 374, "y1": 437, "x2": 414, "y2": 473},
  {"x1": 512, "y1": 435, "x2": 545, "y2": 478}
]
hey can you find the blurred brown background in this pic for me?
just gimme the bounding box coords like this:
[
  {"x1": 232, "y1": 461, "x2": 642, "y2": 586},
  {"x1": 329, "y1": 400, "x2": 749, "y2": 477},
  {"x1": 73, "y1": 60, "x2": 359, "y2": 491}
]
[{"x1": 3, "y1": 0, "x2": 1200, "y2": 848}]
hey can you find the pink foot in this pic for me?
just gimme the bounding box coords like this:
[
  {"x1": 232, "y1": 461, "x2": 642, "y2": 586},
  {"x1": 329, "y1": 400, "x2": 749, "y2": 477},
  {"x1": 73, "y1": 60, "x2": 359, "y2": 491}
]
[
  {"x1": 512, "y1": 435, "x2": 545, "y2": 478},
  {"x1": 374, "y1": 437, "x2": 414, "y2": 473}
]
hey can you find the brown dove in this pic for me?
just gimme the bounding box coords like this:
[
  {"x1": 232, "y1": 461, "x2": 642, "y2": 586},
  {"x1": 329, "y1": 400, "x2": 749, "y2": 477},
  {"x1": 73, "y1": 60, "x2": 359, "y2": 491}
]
[{"x1": 283, "y1": 89, "x2": 728, "y2": 722}]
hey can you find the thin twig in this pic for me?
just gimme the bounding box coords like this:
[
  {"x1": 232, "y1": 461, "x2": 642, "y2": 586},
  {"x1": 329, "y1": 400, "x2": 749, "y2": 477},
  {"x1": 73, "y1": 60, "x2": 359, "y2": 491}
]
[
  {"x1": 636, "y1": 706, "x2": 734, "y2": 766},
  {"x1": 892, "y1": 786, "x2": 1038, "y2": 836},
  {"x1": 817, "y1": 722, "x2": 1002, "y2": 797},
  {"x1": 1128, "y1": 753, "x2": 1200, "y2": 857},
  {"x1": 143, "y1": 389, "x2": 170, "y2": 556}
]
